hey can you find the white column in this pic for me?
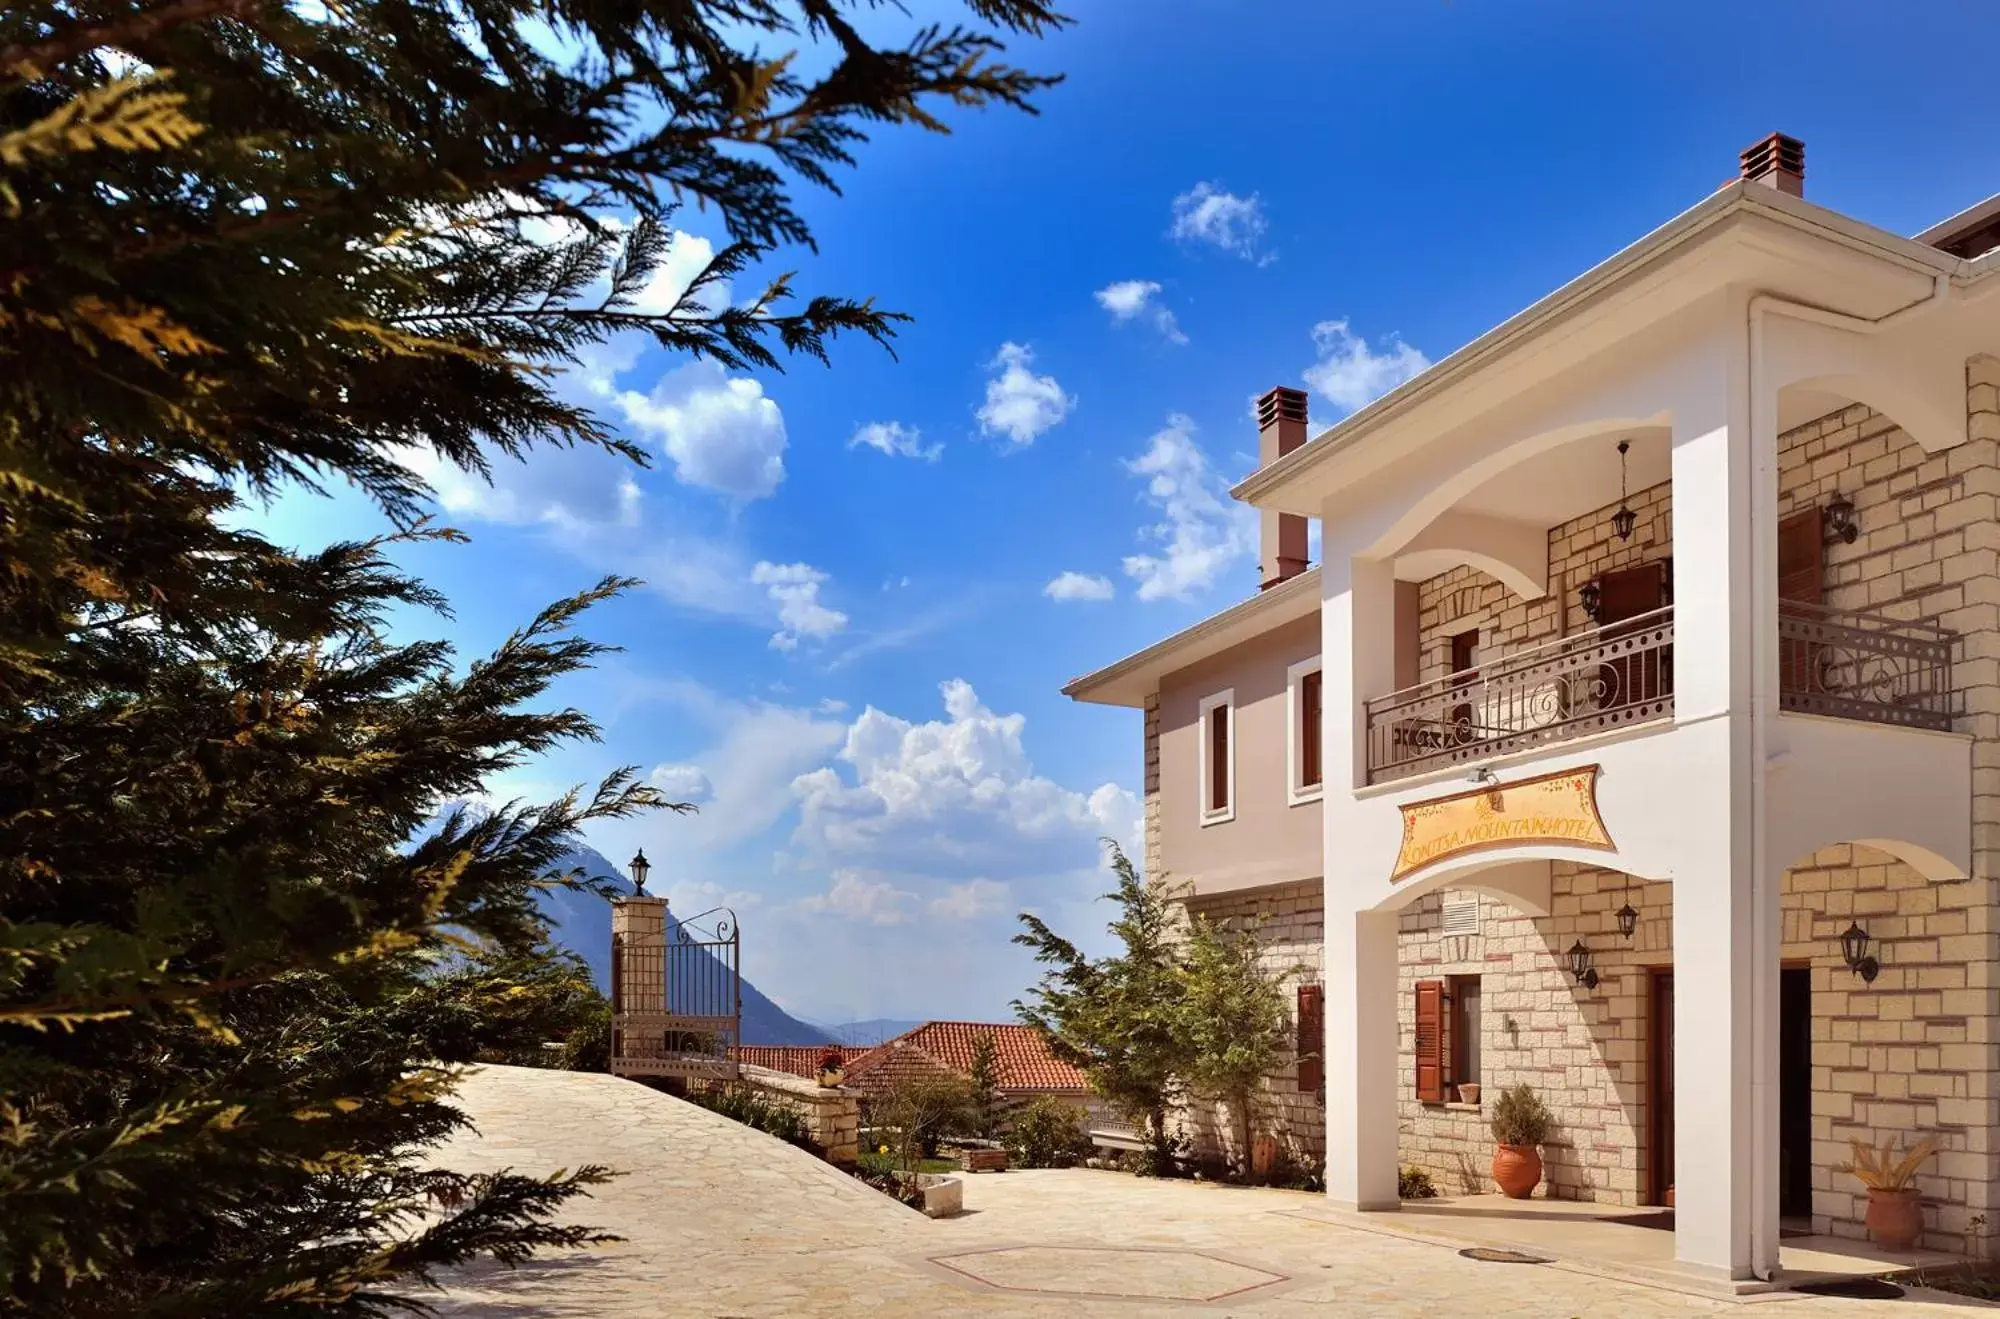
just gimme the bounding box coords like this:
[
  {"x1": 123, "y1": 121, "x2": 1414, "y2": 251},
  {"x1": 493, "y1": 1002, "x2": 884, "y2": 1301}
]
[
  {"x1": 1666, "y1": 308, "x2": 1780, "y2": 1280},
  {"x1": 1321, "y1": 545, "x2": 1402, "y2": 1211}
]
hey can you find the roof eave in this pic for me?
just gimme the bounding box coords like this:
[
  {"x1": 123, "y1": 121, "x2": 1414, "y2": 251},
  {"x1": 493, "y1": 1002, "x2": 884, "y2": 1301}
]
[{"x1": 1062, "y1": 567, "x2": 1321, "y2": 708}]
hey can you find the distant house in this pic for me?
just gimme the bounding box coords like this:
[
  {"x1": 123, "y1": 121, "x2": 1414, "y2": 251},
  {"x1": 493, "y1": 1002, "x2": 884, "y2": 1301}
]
[
  {"x1": 837, "y1": 1022, "x2": 1115, "y2": 1124},
  {"x1": 731, "y1": 1044, "x2": 867, "y2": 1078}
]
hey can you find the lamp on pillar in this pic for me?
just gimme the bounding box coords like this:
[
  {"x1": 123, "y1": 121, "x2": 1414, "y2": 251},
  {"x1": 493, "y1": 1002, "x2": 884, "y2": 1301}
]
[
  {"x1": 1611, "y1": 439, "x2": 1637, "y2": 542},
  {"x1": 628, "y1": 848, "x2": 651, "y2": 897},
  {"x1": 1566, "y1": 939, "x2": 1599, "y2": 990},
  {"x1": 1839, "y1": 921, "x2": 1880, "y2": 983}
]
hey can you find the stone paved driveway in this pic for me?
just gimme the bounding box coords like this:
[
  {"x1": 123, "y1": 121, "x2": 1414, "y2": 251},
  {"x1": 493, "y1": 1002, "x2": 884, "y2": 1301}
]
[{"x1": 427, "y1": 1067, "x2": 1969, "y2": 1317}]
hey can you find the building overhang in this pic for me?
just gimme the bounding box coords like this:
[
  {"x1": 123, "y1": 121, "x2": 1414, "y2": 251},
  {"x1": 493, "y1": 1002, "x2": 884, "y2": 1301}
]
[
  {"x1": 1233, "y1": 181, "x2": 1979, "y2": 518},
  {"x1": 1061, "y1": 568, "x2": 1321, "y2": 708}
]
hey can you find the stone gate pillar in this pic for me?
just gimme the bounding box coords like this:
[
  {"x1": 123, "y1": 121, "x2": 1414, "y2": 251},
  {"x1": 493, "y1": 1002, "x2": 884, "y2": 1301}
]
[{"x1": 610, "y1": 894, "x2": 668, "y2": 1072}]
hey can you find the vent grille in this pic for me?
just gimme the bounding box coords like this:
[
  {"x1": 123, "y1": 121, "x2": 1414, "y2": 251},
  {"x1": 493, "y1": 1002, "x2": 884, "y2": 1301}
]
[{"x1": 1440, "y1": 892, "x2": 1480, "y2": 937}]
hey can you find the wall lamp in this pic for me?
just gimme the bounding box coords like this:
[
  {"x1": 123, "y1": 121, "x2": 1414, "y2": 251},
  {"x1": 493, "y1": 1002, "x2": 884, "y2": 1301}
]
[
  {"x1": 1839, "y1": 921, "x2": 1880, "y2": 983},
  {"x1": 1824, "y1": 492, "x2": 1859, "y2": 545},
  {"x1": 1579, "y1": 578, "x2": 1603, "y2": 623},
  {"x1": 1566, "y1": 939, "x2": 1599, "y2": 990}
]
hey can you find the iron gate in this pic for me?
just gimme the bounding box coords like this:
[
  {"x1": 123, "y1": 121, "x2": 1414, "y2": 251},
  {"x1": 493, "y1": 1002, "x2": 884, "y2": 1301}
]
[{"x1": 611, "y1": 905, "x2": 741, "y2": 1080}]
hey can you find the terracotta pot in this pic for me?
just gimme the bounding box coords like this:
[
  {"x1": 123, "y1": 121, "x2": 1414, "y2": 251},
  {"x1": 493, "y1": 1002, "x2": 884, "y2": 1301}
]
[
  {"x1": 1865, "y1": 1186, "x2": 1923, "y2": 1251},
  {"x1": 1251, "y1": 1134, "x2": 1280, "y2": 1177},
  {"x1": 1457, "y1": 1083, "x2": 1481, "y2": 1105},
  {"x1": 1492, "y1": 1144, "x2": 1543, "y2": 1199},
  {"x1": 816, "y1": 1068, "x2": 843, "y2": 1088}
]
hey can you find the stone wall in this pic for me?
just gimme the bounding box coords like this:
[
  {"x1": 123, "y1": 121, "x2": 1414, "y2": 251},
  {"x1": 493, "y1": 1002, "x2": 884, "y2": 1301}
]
[
  {"x1": 691, "y1": 1065, "x2": 861, "y2": 1167},
  {"x1": 1176, "y1": 880, "x2": 1325, "y2": 1173}
]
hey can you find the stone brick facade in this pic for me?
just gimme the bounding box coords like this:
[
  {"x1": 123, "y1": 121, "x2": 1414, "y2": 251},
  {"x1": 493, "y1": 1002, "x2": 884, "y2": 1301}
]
[{"x1": 1176, "y1": 881, "x2": 1325, "y2": 1174}]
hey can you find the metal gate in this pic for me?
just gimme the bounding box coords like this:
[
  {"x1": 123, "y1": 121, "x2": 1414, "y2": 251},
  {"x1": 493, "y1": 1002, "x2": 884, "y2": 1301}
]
[{"x1": 611, "y1": 905, "x2": 741, "y2": 1080}]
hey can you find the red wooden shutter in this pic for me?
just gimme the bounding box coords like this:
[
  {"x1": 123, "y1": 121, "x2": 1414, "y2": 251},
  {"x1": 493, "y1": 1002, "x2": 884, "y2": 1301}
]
[
  {"x1": 1300, "y1": 669, "x2": 1322, "y2": 788},
  {"x1": 1414, "y1": 979, "x2": 1446, "y2": 1103},
  {"x1": 1296, "y1": 983, "x2": 1324, "y2": 1094},
  {"x1": 1208, "y1": 704, "x2": 1230, "y2": 812},
  {"x1": 1777, "y1": 508, "x2": 1825, "y2": 696}
]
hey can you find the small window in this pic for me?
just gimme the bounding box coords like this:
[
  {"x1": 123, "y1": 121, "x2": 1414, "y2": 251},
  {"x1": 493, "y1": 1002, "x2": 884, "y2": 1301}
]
[
  {"x1": 1449, "y1": 975, "x2": 1482, "y2": 1096},
  {"x1": 1286, "y1": 657, "x2": 1323, "y2": 805},
  {"x1": 1198, "y1": 689, "x2": 1235, "y2": 825}
]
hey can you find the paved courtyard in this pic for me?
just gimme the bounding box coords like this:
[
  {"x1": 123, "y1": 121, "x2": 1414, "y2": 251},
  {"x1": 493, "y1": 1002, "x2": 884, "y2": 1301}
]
[{"x1": 426, "y1": 1067, "x2": 1977, "y2": 1316}]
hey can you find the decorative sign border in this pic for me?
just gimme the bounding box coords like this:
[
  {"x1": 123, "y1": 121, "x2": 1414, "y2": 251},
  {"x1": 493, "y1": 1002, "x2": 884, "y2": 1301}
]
[{"x1": 1391, "y1": 765, "x2": 1614, "y2": 883}]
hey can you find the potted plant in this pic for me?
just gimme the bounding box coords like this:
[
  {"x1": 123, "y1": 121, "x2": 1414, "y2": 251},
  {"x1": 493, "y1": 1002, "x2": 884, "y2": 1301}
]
[
  {"x1": 1835, "y1": 1134, "x2": 1938, "y2": 1251},
  {"x1": 815, "y1": 1048, "x2": 845, "y2": 1088},
  {"x1": 1489, "y1": 1083, "x2": 1553, "y2": 1199},
  {"x1": 1456, "y1": 1082, "x2": 1481, "y2": 1106}
]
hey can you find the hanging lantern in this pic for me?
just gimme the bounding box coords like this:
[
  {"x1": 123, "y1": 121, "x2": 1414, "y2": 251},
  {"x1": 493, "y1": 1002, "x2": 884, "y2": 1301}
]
[
  {"x1": 1616, "y1": 902, "x2": 1639, "y2": 939},
  {"x1": 1612, "y1": 439, "x2": 1636, "y2": 542}
]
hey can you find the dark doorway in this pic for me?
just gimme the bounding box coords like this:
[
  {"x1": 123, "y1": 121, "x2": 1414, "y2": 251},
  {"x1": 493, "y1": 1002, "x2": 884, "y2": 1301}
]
[
  {"x1": 1595, "y1": 561, "x2": 1672, "y2": 706},
  {"x1": 1648, "y1": 969, "x2": 1674, "y2": 1206},
  {"x1": 1780, "y1": 966, "x2": 1814, "y2": 1220}
]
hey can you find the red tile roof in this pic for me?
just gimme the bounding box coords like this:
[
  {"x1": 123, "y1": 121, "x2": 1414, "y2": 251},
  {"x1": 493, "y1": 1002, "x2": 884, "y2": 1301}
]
[
  {"x1": 842, "y1": 1022, "x2": 1088, "y2": 1094},
  {"x1": 730, "y1": 1045, "x2": 865, "y2": 1078}
]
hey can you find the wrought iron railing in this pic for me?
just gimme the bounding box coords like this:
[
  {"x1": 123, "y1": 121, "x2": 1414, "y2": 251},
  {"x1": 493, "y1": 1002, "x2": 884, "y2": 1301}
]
[
  {"x1": 1777, "y1": 602, "x2": 1954, "y2": 732},
  {"x1": 1364, "y1": 607, "x2": 1676, "y2": 784},
  {"x1": 611, "y1": 905, "x2": 742, "y2": 1080}
]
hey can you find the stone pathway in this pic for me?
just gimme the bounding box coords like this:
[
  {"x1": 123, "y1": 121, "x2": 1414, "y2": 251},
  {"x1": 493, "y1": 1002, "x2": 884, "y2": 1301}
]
[{"x1": 426, "y1": 1066, "x2": 1972, "y2": 1316}]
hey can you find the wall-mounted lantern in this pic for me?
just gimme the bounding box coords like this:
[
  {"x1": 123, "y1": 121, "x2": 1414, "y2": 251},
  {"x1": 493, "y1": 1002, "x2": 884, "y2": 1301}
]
[
  {"x1": 629, "y1": 848, "x2": 651, "y2": 897},
  {"x1": 1611, "y1": 439, "x2": 1637, "y2": 542},
  {"x1": 1824, "y1": 491, "x2": 1859, "y2": 545},
  {"x1": 1579, "y1": 578, "x2": 1603, "y2": 623},
  {"x1": 1839, "y1": 921, "x2": 1880, "y2": 983},
  {"x1": 1566, "y1": 939, "x2": 1600, "y2": 990}
]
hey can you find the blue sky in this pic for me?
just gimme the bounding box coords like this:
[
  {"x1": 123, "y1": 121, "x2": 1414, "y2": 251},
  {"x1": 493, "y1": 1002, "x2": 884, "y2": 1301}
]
[{"x1": 255, "y1": 0, "x2": 2000, "y2": 1024}]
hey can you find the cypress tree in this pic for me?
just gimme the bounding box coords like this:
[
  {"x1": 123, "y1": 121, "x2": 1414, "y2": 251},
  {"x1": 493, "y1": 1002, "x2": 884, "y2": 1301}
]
[{"x1": 0, "y1": 0, "x2": 1064, "y2": 1311}]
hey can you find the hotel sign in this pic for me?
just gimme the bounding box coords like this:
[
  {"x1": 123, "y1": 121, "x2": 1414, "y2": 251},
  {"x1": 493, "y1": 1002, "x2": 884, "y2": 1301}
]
[{"x1": 1391, "y1": 765, "x2": 1614, "y2": 882}]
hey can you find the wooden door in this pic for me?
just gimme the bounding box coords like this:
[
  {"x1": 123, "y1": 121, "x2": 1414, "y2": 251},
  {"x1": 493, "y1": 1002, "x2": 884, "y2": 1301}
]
[
  {"x1": 1777, "y1": 508, "x2": 1824, "y2": 696},
  {"x1": 1649, "y1": 969, "x2": 1675, "y2": 1207},
  {"x1": 1595, "y1": 562, "x2": 1669, "y2": 707},
  {"x1": 1448, "y1": 629, "x2": 1480, "y2": 744}
]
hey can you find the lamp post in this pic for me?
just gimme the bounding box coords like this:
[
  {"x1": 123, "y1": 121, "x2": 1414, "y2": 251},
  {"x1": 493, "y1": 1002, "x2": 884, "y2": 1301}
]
[{"x1": 628, "y1": 848, "x2": 651, "y2": 897}]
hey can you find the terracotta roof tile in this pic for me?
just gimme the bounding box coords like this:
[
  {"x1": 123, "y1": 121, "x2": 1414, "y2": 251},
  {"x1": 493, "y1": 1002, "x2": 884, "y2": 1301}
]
[
  {"x1": 730, "y1": 1045, "x2": 864, "y2": 1079},
  {"x1": 840, "y1": 1022, "x2": 1088, "y2": 1093}
]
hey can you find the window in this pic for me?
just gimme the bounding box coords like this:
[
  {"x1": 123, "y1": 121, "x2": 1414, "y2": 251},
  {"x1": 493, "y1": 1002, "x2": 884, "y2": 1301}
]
[
  {"x1": 1414, "y1": 975, "x2": 1482, "y2": 1104},
  {"x1": 1286, "y1": 657, "x2": 1324, "y2": 805},
  {"x1": 1198, "y1": 689, "x2": 1235, "y2": 825}
]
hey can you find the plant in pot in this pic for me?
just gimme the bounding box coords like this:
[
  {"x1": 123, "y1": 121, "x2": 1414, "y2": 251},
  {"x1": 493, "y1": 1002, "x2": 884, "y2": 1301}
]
[
  {"x1": 1488, "y1": 1083, "x2": 1553, "y2": 1199},
  {"x1": 815, "y1": 1048, "x2": 846, "y2": 1088},
  {"x1": 1835, "y1": 1134, "x2": 1938, "y2": 1251}
]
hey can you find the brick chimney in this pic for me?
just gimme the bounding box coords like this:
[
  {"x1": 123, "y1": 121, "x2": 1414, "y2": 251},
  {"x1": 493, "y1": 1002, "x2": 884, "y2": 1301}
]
[
  {"x1": 1256, "y1": 386, "x2": 1310, "y2": 590},
  {"x1": 1739, "y1": 132, "x2": 1804, "y2": 197}
]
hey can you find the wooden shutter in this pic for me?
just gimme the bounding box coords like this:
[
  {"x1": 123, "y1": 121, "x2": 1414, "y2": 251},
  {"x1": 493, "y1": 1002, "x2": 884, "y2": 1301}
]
[
  {"x1": 1208, "y1": 704, "x2": 1230, "y2": 812},
  {"x1": 1296, "y1": 983, "x2": 1324, "y2": 1094},
  {"x1": 1300, "y1": 669, "x2": 1322, "y2": 788},
  {"x1": 1414, "y1": 979, "x2": 1446, "y2": 1103},
  {"x1": 1596, "y1": 561, "x2": 1667, "y2": 625},
  {"x1": 1777, "y1": 508, "x2": 1824, "y2": 696}
]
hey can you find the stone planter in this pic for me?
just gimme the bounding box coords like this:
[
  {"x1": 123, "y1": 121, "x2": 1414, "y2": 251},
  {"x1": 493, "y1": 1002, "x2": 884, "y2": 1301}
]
[
  {"x1": 1865, "y1": 1187, "x2": 1924, "y2": 1251},
  {"x1": 1492, "y1": 1144, "x2": 1542, "y2": 1199},
  {"x1": 915, "y1": 1173, "x2": 963, "y2": 1218},
  {"x1": 815, "y1": 1068, "x2": 843, "y2": 1088},
  {"x1": 1456, "y1": 1083, "x2": 1481, "y2": 1106}
]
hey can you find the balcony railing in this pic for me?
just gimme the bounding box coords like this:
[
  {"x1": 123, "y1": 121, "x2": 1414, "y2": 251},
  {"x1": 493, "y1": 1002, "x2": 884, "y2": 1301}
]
[
  {"x1": 1777, "y1": 602, "x2": 1954, "y2": 732},
  {"x1": 1363, "y1": 602, "x2": 1957, "y2": 785},
  {"x1": 1365, "y1": 607, "x2": 1676, "y2": 784}
]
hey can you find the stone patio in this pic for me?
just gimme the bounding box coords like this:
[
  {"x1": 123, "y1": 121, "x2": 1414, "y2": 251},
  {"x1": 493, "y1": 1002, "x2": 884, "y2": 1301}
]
[{"x1": 425, "y1": 1066, "x2": 1982, "y2": 1316}]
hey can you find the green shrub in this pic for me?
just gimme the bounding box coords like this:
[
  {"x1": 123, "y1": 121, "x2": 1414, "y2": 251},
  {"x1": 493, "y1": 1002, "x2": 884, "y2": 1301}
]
[
  {"x1": 1136, "y1": 1122, "x2": 1192, "y2": 1179},
  {"x1": 687, "y1": 1085, "x2": 810, "y2": 1149},
  {"x1": 1489, "y1": 1083, "x2": 1554, "y2": 1147},
  {"x1": 1399, "y1": 1165, "x2": 1439, "y2": 1199},
  {"x1": 1006, "y1": 1095, "x2": 1092, "y2": 1168}
]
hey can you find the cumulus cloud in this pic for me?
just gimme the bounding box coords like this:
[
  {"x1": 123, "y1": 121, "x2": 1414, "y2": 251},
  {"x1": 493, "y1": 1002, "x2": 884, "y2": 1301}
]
[
  {"x1": 648, "y1": 763, "x2": 712, "y2": 802},
  {"x1": 1093, "y1": 279, "x2": 1186, "y2": 344},
  {"x1": 617, "y1": 360, "x2": 787, "y2": 502},
  {"x1": 976, "y1": 342, "x2": 1073, "y2": 448},
  {"x1": 752, "y1": 560, "x2": 848, "y2": 651},
  {"x1": 1120, "y1": 414, "x2": 1258, "y2": 601},
  {"x1": 1169, "y1": 182, "x2": 1269, "y2": 261},
  {"x1": 1044, "y1": 571, "x2": 1115, "y2": 603},
  {"x1": 848, "y1": 420, "x2": 941, "y2": 462},
  {"x1": 930, "y1": 878, "x2": 1009, "y2": 921},
  {"x1": 1303, "y1": 318, "x2": 1431, "y2": 415},
  {"x1": 799, "y1": 869, "x2": 915, "y2": 925}
]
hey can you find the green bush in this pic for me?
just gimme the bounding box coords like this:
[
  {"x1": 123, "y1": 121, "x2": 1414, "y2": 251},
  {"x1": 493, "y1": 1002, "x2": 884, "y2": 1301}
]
[
  {"x1": 1136, "y1": 1121, "x2": 1192, "y2": 1179},
  {"x1": 687, "y1": 1085, "x2": 810, "y2": 1149},
  {"x1": 1399, "y1": 1165, "x2": 1439, "y2": 1199},
  {"x1": 1006, "y1": 1095, "x2": 1092, "y2": 1168},
  {"x1": 1489, "y1": 1083, "x2": 1555, "y2": 1147}
]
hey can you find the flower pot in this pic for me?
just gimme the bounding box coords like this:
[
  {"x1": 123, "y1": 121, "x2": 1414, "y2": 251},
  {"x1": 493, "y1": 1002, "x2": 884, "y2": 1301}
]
[
  {"x1": 1456, "y1": 1083, "x2": 1481, "y2": 1105},
  {"x1": 1492, "y1": 1144, "x2": 1542, "y2": 1199},
  {"x1": 1865, "y1": 1186, "x2": 1924, "y2": 1251},
  {"x1": 816, "y1": 1069, "x2": 843, "y2": 1088}
]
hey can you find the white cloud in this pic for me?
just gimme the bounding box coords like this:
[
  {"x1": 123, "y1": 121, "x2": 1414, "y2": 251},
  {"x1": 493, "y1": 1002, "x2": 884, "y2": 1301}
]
[
  {"x1": 816, "y1": 697, "x2": 849, "y2": 715},
  {"x1": 1169, "y1": 182, "x2": 1268, "y2": 261},
  {"x1": 799, "y1": 869, "x2": 914, "y2": 925},
  {"x1": 848, "y1": 421, "x2": 941, "y2": 462},
  {"x1": 1120, "y1": 414, "x2": 1258, "y2": 601},
  {"x1": 618, "y1": 360, "x2": 787, "y2": 502},
  {"x1": 752, "y1": 561, "x2": 848, "y2": 651},
  {"x1": 1044, "y1": 571, "x2": 1115, "y2": 603},
  {"x1": 1303, "y1": 318, "x2": 1431, "y2": 415},
  {"x1": 648, "y1": 762, "x2": 712, "y2": 802},
  {"x1": 930, "y1": 878, "x2": 1009, "y2": 921},
  {"x1": 1093, "y1": 279, "x2": 1186, "y2": 345},
  {"x1": 976, "y1": 342, "x2": 1073, "y2": 448}
]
